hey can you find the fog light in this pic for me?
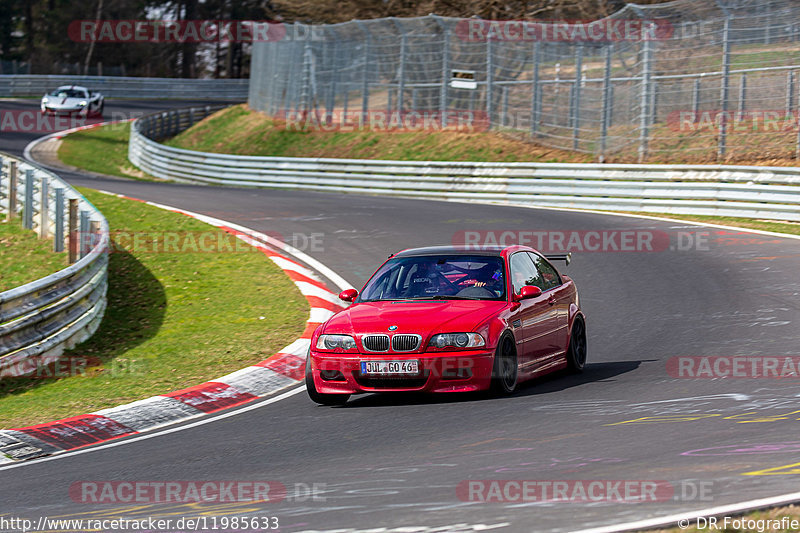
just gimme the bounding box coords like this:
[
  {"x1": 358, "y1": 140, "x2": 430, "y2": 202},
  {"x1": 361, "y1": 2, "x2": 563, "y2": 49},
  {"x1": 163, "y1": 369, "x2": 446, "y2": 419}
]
[
  {"x1": 320, "y1": 369, "x2": 345, "y2": 381},
  {"x1": 442, "y1": 367, "x2": 473, "y2": 380}
]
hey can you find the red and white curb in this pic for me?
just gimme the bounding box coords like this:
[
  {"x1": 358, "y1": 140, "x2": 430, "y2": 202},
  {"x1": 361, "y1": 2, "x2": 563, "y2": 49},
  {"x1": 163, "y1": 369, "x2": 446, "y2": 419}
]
[{"x1": 0, "y1": 192, "x2": 349, "y2": 463}]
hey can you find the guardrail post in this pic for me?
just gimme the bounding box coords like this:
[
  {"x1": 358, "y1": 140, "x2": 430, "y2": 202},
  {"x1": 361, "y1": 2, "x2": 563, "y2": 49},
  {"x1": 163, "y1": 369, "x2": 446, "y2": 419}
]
[
  {"x1": 8, "y1": 160, "x2": 17, "y2": 220},
  {"x1": 54, "y1": 187, "x2": 64, "y2": 252},
  {"x1": 572, "y1": 45, "x2": 584, "y2": 151},
  {"x1": 79, "y1": 210, "x2": 89, "y2": 259},
  {"x1": 39, "y1": 176, "x2": 48, "y2": 239},
  {"x1": 530, "y1": 41, "x2": 541, "y2": 138},
  {"x1": 23, "y1": 169, "x2": 34, "y2": 230},
  {"x1": 90, "y1": 220, "x2": 101, "y2": 255},
  {"x1": 738, "y1": 74, "x2": 747, "y2": 114},
  {"x1": 600, "y1": 44, "x2": 613, "y2": 162},
  {"x1": 717, "y1": 15, "x2": 731, "y2": 160},
  {"x1": 68, "y1": 198, "x2": 78, "y2": 263},
  {"x1": 638, "y1": 38, "x2": 653, "y2": 163}
]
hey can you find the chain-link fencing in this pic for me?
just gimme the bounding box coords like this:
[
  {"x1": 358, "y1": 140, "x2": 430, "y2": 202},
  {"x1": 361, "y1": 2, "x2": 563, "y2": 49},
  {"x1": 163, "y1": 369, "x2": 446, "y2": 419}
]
[{"x1": 248, "y1": 0, "x2": 800, "y2": 163}]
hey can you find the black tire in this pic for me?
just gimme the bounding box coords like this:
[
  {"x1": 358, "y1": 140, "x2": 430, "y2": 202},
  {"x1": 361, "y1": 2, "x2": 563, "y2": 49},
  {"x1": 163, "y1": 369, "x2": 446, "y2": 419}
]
[
  {"x1": 566, "y1": 316, "x2": 587, "y2": 373},
  {"x1": 491, "y1": 333, "x2": 518, "y2": 395},
  {"x1": 305, "y1": 353, "x2": 350, "y2": 406}
]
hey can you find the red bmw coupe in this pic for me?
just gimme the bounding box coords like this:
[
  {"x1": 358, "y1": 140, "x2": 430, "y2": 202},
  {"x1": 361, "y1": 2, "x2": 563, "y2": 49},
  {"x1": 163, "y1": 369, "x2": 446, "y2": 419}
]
[{"x1": 306, "y1": 245, "x2": 586, "y2": 405}]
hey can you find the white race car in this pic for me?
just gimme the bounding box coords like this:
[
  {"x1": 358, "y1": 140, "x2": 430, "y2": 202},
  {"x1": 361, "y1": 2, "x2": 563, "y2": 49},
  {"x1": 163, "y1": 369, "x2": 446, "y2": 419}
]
[{"x1": 40, "y1": 85, "x2": 104, "y2": 117}]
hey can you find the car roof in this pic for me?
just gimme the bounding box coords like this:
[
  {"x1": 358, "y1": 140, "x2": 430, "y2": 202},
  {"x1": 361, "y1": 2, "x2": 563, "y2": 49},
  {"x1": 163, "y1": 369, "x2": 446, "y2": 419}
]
[{"x1": 392, "y1": 245, "x2": 509, "y2": 258}]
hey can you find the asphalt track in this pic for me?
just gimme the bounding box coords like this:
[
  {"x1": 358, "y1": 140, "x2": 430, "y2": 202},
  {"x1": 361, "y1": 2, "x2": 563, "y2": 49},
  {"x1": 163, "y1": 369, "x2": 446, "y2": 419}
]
[{"x1": 2, "y1": 99, "x2": 800, "y2": 532}]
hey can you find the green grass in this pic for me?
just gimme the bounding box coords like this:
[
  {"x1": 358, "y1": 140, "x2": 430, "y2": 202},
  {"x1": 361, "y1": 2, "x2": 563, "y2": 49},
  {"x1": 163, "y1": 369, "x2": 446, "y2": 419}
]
[
  {"x1": 0, "y1": 215, "x2": 66, "y2": 292},
  {"x1": 163, "y1": 104, "x2": 593, "y2": 163},
  {"x1": 58, "y1": 122, "x2": 160, "y2": 180},
  {"x1": 615, "y1": 211, "x2": 800, "y2": 236},
  {"x1": 0, "y1": 189, "x2": 308, "y2": 428}
]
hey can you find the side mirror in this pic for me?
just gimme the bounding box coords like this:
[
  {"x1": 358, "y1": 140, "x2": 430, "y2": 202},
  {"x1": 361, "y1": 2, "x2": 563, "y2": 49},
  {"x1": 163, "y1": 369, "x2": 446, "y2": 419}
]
[
  {"x1": 514, "y1": 285, "x2": 542, "y2": 301},
  {"x1": 338, "y1": 289, "x2": 358, "y2": 302}
]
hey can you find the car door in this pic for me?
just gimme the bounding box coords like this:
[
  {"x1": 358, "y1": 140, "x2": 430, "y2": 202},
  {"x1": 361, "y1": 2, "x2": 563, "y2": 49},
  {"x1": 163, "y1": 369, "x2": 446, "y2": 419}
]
[
  {"x1": 508, "y1": 252, "x2": 559, "y2": 371},
  {"x1": 528, "y1": 252, "x2": 571, "y2": 362}
]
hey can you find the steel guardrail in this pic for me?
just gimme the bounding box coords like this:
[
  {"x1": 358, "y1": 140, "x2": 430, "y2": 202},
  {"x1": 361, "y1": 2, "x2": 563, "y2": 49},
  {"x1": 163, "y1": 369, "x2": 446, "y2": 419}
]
[
  {"x1": 0, "y1": 153, "x2": 108, "y2": 377},
  {"x1": 0, "y1": 75, "x2": 248, "y2": 100},
  {"x1": 128, "y1": 106, "x2": 800, "y2": 222}
]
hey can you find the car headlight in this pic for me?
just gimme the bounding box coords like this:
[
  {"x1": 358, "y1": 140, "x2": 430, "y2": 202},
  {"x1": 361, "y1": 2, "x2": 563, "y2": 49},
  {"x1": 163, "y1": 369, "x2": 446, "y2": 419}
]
[
  {"x1": 428, "y1": 333, "x2": 485, "y2": 349},
  {"x1": 42, "y1": 97, "x2": 48, "y2": 104},
  {"x1": 316, "y1": 334, "x2": 357, "y2": 351},
  {"x1": 79, "y1": 101, "x2": 87, "y2": 106}
]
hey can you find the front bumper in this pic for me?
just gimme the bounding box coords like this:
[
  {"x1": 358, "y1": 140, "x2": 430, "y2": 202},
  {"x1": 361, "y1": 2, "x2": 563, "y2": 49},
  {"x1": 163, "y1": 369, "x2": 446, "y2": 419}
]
[
  {"x1": 309, "y1": 349, "x2": 495, "y2": 394},
  {"x1": 42, "y1": 105, "x2": 85, "y2": 115}
]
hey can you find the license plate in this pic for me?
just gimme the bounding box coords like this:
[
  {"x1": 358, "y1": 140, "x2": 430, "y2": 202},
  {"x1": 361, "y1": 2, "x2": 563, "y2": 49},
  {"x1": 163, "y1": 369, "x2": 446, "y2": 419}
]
[{"x1": 361, "y1": 360, "x2": 419, "y2": 375}]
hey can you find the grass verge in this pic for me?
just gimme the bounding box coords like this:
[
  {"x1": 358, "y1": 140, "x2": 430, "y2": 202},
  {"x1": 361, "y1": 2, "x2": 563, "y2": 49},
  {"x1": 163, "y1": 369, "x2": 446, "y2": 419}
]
[
  {"x1": 164, "y1": 104, "x2": 594, "y2": 163},
  {"x1": 0, "y1": 214, "x2": 66, "y2": 292},
  {"x1": 0, "y1": 188, "x2": 308, "y2": 428},
  {"x1": 57, "y1": 121, "x2": 160, "y2": 180},
  {"x1": 614, "y1": 211, "x2": 800, "y2": 237}
]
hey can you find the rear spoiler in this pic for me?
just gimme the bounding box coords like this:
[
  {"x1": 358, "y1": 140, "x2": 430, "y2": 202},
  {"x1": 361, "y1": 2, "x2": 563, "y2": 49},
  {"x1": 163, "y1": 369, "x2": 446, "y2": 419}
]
[{"x1": 545, "y1": 253, "x2": 572, "y2": 266}]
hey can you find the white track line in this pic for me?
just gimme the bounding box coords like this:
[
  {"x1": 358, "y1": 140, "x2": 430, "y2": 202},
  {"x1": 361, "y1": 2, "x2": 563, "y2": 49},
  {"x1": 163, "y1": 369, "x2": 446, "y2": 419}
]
[
  {"x1": 21, "y1": 123, "x2": 800, "y2": 530},
  {"x1": 0, "y1": 387, "x2": 306, "y2": 472},
  {"x1": 573, "y1": 491, "x2": 800, "y2": 533}
]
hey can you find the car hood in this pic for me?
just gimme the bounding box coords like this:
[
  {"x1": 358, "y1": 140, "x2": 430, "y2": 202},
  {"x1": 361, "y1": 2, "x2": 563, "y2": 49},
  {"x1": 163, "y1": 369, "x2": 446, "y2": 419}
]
[
  {"x1": 323, "y1": 300, "x2": 507, "y2": 337},
  {"x1": 43, "y1": 96, "x2": 85, "y2": 107}
]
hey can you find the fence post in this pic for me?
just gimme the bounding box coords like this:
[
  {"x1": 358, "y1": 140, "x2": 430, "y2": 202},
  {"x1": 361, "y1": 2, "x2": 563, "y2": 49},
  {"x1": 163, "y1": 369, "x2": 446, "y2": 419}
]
[
  {"x1": 501, "y1": 86, "x2": 509, "y2": 126},
  {"x1": 637, "y1": 38, "x2": 652, "y2": 163},
  {"x1": 440, "y1": 29, "x2": 450, "y2": 127},
  {"x1": 300, "y1": 32, "x2": 313, "y2": 116},
  {"x1": 54, "y1": 188, "x2": 64, "y2": 253},
  {"x1": 68, "y1": 198, "x2": 78, "y2": 263},
  {"x1": 600, "y1": 44, "x2": 613, "y2": 162},
  {"x1": 486, "y1": 38, "x2": 494, "y2": 128},
  {"x1": 359, "y1": 23, "x2": 371, "y2": 125},
  {"x1": 397, "y1": 30, "x2": 407, "y2": 114},
  {"x1": 8, "y1": 160, "x2": 17, "y2": 220},
  {"x1": 718, "y1": 16, "x2": 731, "y2": 160},
  {"x1": 530, "y1": 41, "x2": 541, "y2": 138},
  {"x1": 796, "y1": 76, "x2": 800, "y2": 159},
  {"x1": 692, "y1": 78, "x2": 701, "y2": 119},
  {"x1": 786, "y1": 71, "x2": 795, "y2": 116},
  {"x1": 738, "y1": 74, "x2": 747, "y2": 114},
  {"x1": 325, "y1": 38, "x2": 337, "y2": 124},
  {"x1": 79, "y1": 210, "x2": 89, "y2": 259},
  {"x1": 572, "y1": 45, "x2": 584, "y2": 151},
  {"x1": 39, "y1": 176, "x2": 48, "y2": 239},
  {"x1": 23, "y1": 169, "x2": 34, "y2": 230}
]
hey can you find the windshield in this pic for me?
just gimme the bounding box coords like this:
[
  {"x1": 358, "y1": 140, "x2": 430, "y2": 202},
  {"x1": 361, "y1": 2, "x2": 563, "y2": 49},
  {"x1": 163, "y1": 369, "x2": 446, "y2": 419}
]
[
  {"x1": 359, "y1": 255, "x2": 506, "y2": 302},
  {"x1": 48, "y1": 89, "x2": 87, "y2": 98}
]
